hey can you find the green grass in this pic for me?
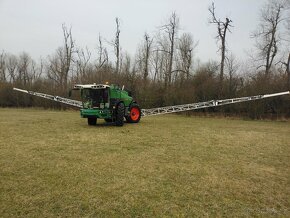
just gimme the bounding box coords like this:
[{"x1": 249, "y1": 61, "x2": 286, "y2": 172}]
[{"x1": 0, "y1": 108, "x2": 289, "y2": 217}]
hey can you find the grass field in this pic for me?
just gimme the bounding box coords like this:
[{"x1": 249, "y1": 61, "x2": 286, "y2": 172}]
[{"x1": 0, "y1": 108, "x2": 289, "y2": 217}]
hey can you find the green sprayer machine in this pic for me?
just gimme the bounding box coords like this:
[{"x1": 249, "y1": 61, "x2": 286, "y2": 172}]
[
  {"x1": 71, "y1": 83, "x2": 141, "y2": 126},
  {"x1": 15, "y1": 83, "x2": 141, "y2": 126},
  {"x1": 13, "y1": 84, "x2": 290, "y2": 127}
]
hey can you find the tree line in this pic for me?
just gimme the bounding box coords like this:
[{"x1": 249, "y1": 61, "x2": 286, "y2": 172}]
[{"x1": 0, "y1": 0, "x2": 289, "y2": 119}]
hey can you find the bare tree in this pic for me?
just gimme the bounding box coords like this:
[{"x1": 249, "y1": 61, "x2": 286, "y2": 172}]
[
  {"x1": 225, "y1": 53, "x2": 239, "y2": 96},
  {"x1": 17, "y1": 52, "x2": 31, "y2": 86},
  {"x1": 143, "y1": 33, "x2": 153, "y2": 81},
  {"x1": 284, "y1": 3, "x2": 290, "y2": 89},
  {"x1": 158, "y1": 12, "x2": 180, "y2": 88},
  {"x1": 75, "y1": 47, "x2": 91, "y2": 83},
  {"x1": 0, "y1": 51, "x2": 6, "y2": 82},
  {"x1": 136, "y1": 33, "x2": 153, "y2": 82},
  {"x1": 252, "y1": 0, "x2": 284, "y2": 75},
  {"x1": 286, "y1": 53, "x2": 290, "y2": 89},
  {"x1": 279, "y1": 52, "x2": 290, "y2": 89},
  {"x1": 209, "y1": 2, "x2": 233, "y2": 95},
  {"x1": 30, "y1": 58, "x2": 43, "y2": 83},
  {"x1": 122, "y1": 52, "x2": 131, "y2": 76},
  {"x1": 6, "y1": 54, "x2": 18, "y2": 83},
  {"x1": 96, "y1": 34, "x2": 108, "y2": 69},
  {"x1": 150, "y1": 50, "x2": 162, "y2": 83},
  {"x1": 47, "y1": 24, "x2": 75, "y2": 92},
  {"x1": 112, "y1": 17, "x2": 121, "y2": 74},
  {"x1": 177, "y1": 33, "x2": 198, "y2": 80}
]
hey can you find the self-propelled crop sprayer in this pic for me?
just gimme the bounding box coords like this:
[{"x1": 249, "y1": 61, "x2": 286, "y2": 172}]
[
  {"x1": 13, "y1": 84, "x2": 290, "y2": 127},
  {"x1": 71, "y1": 83, "x2": 141, "y2": 126}
]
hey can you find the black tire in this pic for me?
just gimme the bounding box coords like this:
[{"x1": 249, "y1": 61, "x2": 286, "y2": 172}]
[
  {"x1": 115, "y1": 102, "x2": 125, "y2": 126},
  {"x1": 126, "y1": 103, "x2": 141, "y2": 123},
  {"x1": 88, "y1": 117, "x2": 97, "y2": 126},
  {"x1": 104, "y1": 118, "x2": 113, "y2": 123}
]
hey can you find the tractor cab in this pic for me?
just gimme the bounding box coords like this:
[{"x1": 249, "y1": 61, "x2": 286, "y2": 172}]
[{"x1": 75, "y1": 84, "x2": 110, "y2": 109}]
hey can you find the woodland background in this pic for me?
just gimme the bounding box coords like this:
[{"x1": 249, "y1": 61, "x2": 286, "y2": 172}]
[{"x1": 0, "y1": 0, "x2": 289, "y2": 119}]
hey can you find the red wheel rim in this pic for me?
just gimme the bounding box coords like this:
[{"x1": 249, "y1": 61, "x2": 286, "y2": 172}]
[{"x1": 130, "y1": 107, "x2": 140, "y2": 121}]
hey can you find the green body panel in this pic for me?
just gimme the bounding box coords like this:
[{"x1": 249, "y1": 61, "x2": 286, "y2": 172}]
[
  {"x1": 109, "y1": 85, "x2": 132, "y2": 106},
  {"x1": 79, "y1": 84, "x2": 133, "y2": 119},
  {"x1": 80, "y1": 108, "x2": 112, "y2": 119}
]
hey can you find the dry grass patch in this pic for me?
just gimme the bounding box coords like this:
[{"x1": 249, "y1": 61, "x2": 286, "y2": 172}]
[{"x1": 0, "y1": 108, "x2": 289, "y2": 217}]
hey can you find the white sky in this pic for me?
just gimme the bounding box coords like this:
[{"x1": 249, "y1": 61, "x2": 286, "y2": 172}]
[{"x1": 0, "y1": 0, "x2": 267, "y2": 63}]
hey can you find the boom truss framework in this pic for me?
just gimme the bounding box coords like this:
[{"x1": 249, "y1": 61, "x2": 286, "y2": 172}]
[
  {"x1": 13, "y1": 88, "x2": 83, "y2": 108},
  {"x1": 141, "y1": 91, "x2": 290, "y2": 116},
  {"x1": 13, "y1": 88, "x2": 289, "y2": 117}
]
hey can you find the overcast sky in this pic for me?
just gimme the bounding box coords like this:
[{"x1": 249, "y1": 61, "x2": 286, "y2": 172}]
[{"x1": 0, "y1": 0, "x2": 268, "y2": 63}]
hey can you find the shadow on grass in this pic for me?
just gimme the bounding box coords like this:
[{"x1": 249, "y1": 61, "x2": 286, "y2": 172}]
[{"x1": 87, "y1": 121, "x2": 139, "y2": 128}]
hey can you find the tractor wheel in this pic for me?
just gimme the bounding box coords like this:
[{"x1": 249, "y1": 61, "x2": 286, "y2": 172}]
[
  {"x1": 126, "y1": 103, "x2": 141, "y2": 123},
  {"x1": 104, "y1": 118, "x2": 113, "y2": 123},
  {"x1": 88, "y1": 117, "x2": 97, "y2": 126},
  {"x1": 115, "y1": 102, "x2": 125, "y2": 126}
]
